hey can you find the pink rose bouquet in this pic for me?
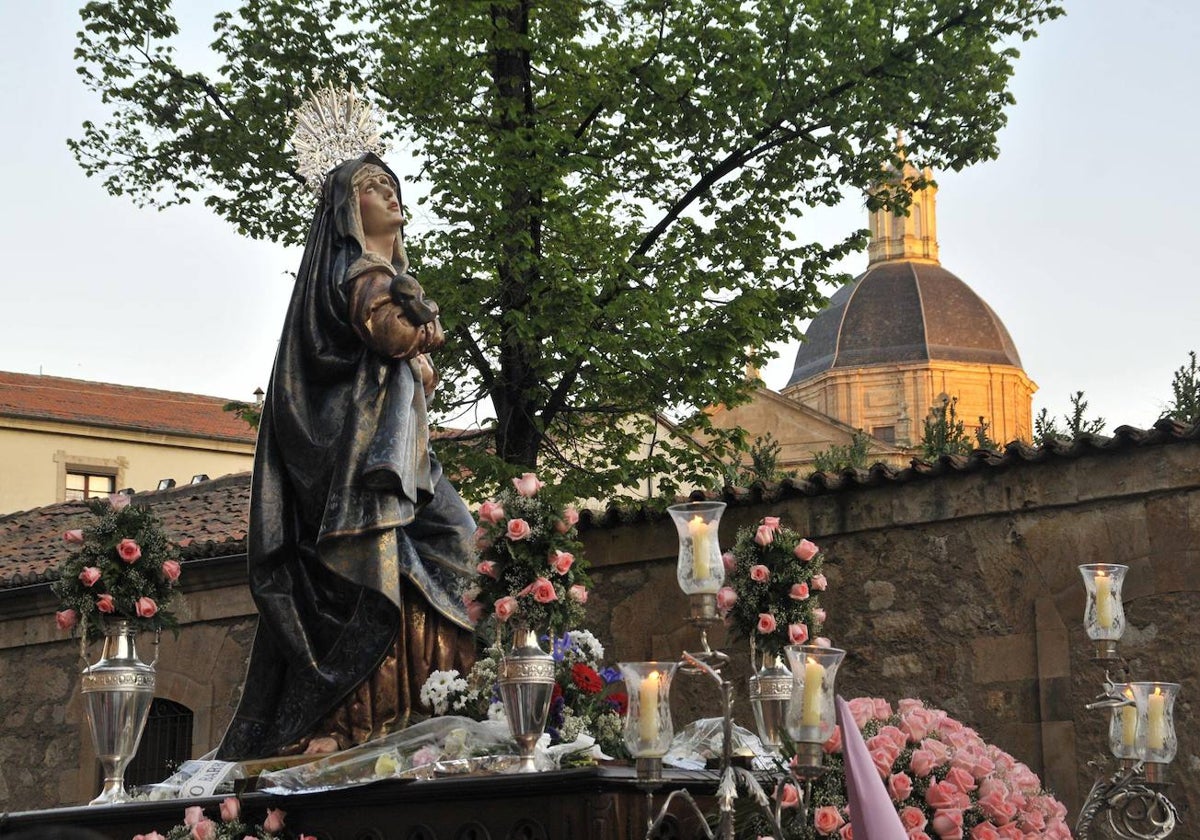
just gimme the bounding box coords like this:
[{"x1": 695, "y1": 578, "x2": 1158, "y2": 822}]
[
  {"x1": 742, "y1": 697, "x2": 1070, "y2": 840},
  {"x1": 136, "y1": 799, "x2": 299, "y2": 840},
  {"x1": 51, "y1": 495, "x2": 183, "y2": 642},
  {"x1": 468, "y1": 473, "x2": 591, "y2": 636},
  {"x1": 721, "y1": 516, "x2": 827, "y2": 661}
]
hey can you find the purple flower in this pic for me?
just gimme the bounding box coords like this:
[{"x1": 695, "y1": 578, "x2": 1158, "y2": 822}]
[{"x1": 599, "y1": 666, "x2": 621, "y2": 684}]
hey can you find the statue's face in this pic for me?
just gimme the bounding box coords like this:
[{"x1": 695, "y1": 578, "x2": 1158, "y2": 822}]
[{"x1": 357, "y1": 169, "x2": 404, "y2": 239}]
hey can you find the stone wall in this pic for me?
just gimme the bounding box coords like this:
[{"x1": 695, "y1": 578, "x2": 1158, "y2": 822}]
[{"x1": 2, "y1": 431, "x2": 1196, "y2": 824}]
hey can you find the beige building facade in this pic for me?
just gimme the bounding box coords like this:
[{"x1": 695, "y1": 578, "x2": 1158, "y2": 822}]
[{"x1": 0, "y1": 372, "x2": 256, "y2": 513}]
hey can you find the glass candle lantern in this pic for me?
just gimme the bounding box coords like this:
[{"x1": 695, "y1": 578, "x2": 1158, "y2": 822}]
[
  {"x1": 667, "y1": 502, "x2": 726, "y2": 598},
  {"x1": 1107, "y1": 683, "x2": 1139, "y2": 762},
  {"x1": 620, "y1": 661, "x2": 680, "y2": 779},
  {"x1": 783, "y1": 645, "x2": 846, "y2": 746},
  {"x1": 1130, "y1": 682, "x2": 1180, "y2": 777},
  {"x1": 1078, "y1": 564, "x2": 1128, "y2": 658}
]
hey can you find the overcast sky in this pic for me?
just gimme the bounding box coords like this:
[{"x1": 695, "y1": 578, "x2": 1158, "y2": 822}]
[{"x1": 1, "y1": 1, "x2": 1196, "y2": 433}]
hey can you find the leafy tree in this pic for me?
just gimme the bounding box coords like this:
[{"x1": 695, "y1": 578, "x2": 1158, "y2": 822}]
[
  {"x1": 1034, "y1": 391, "x2": 1106, "y2": 445},
  {"x1": 223, "y1": 400, "x2": 262, "y2": 430},
  {"x1": 810, "y1": 430, "x2": 872, "y2": 474},
  {"x1": 1160, "y1": 350, "x2": 1200, "y2": 426},
  {"x1": 720, "y1": 432, "x2": 793, "y2": 487},
  {"x1": 70, "y1": 0, "x2": 1063, "y2": 500},
  {"x1": 921, "y1": 395, "x2": 973, "y2": 459}
]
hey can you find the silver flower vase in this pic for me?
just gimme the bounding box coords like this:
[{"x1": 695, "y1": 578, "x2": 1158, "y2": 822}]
[
  {"x1": 748, "y1": 652, "x2": 791, "y2": 752},
  {"x1": 497, "y1": 624, "x2": 555, "y2": 773},
  {"x1": 81, "y1": 619, "x2": 156, "y2": 805}
]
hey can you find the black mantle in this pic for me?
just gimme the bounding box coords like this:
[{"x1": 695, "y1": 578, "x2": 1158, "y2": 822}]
[{"x1": 0, "y1": 766, "x2": 717, "y2": 840}]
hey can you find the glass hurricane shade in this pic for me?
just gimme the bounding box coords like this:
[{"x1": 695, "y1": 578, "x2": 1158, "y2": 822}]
[
  {"x1": 1129, "y1": 682, "x2": 1180, "y2": 765},
  {"x1": 1078, "y1": 564, "x2": 1128, "y2": 641},
  {"x1": 619, "y1": 661, "x2": 679, "y2": 758},
  {"x1": 783, "y1": 644, "x2": 846, "y2": 744},
  {"x1": 667, "y1": 502, "x2": 726, "y2": 595}
]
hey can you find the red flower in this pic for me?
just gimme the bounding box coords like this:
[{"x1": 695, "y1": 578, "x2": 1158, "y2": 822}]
[
  {"x1": 571, "y1": 663, "x2": 603, "y2": 694},
  {"x1": 605, "y1": 691, "x2": 629, "y2": 715}
]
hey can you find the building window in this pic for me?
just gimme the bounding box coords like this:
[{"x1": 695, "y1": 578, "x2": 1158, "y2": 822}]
[
  {"x1": 872, "y1": 425, "x2": 896, "y2": 444},
  {"x1": 65, "y1": 471, "x2": 116, "y2": 501},
  {"x1": 123, "y1": 699, "x2": 194, "y2": 789}
]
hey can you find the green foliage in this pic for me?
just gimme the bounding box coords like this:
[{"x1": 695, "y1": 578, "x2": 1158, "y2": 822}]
[
  {"x1": 974, "y1": 415, "x2": 1001, "y2": 451},
  {"x1": 71, "y1": 0, "x2": 1064, "y2": 500},
  {"x1": 721, "y1": 432, "x2": 793, "y2": 487},
  {"x1": 810, "y1": 430, "x2": 872, "y2": 474},
  {"x1": 920, "y1": 396, "x2": 974, "y2": 459},
  {"x1": 223, "y1": 400, "x2": 261, "y2": 430},
  {"x1": 1161, "y1": 350, "x2": 1200, "y2": 426},
  {"x1": 51, "y1": 498, "x2": 183, "y2": 643},
  {"x1": 1034, "y1": 390, "x2": 1106, "y2": 445}
]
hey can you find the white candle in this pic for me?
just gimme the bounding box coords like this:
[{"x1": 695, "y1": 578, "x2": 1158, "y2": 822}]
[
  {"x1": 801, "y1": 657, "x2": 825, "y2": 728},
  {"x1": 689, "y1": 516, "x2": 710, "y2": 580},
  {"x1": 639, "y1": 670, "x2": 661, "y2": 744},
  {"x1": 1121, "y1": 702, "x2": 1137, "y2": 747},
  {"x1": 1095, "y1": 571, "x2": 1113, "y2": 629},
  {"x1": 1147, "y1": 687, "x2": 1166, "y2": 750}
]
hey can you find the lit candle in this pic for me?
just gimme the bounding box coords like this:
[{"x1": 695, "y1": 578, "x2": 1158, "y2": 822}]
[
  {"x1": 1095, "y1": 570, "x2": 1113, "y2": 629},
  {"x1": 1147, "y1": 686, "x2": 1166, "y2": 750},
  {"x1": 639, "y1": 670, "x2": 661, "y2": 744},
  {"x1": 801, "y1": 657, "x2": 825, "y2": 728},
  {"x1": 1121, "y1": 693, "x2": 1138, "y2": 747},
  {"x1": 689, "y1": 516, "x2": 710, "y2": 581}
]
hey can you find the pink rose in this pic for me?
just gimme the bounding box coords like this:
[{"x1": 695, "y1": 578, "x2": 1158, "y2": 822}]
[
  {"x1": 873, "y1": 698, "x2": 894, "y2": 719},
  {"x1": 931, "y1": 809, "x2": 963, "y2": 840},
  {"x1": 898, "y1": 698, "x2": 925, "y2": 714},
  {"x1": 793, "y1": 538, "x2": 819, "y2": 561},
  {"x1": 716, "y1": 586, "x2": 737, "y2": 611},
  {"x1": 465, "y1": 599, "x2": 485, "y2": 623},
  {"x1": 908, "y1": 833, "x2": 932, "y2": 840},
  {"x1": 568, "y1": 584, "x2": 588, "y2": 603},
  {"x1": 944, "y1": 766, "x2": 978, "y2": 795},
  {"x1": 161, "y1": 559, "x2": 181, "y2": 582},
  {"x1": 820, "y1": 724, "x2": 842, "y2": 754},
  {"x1": 63, "y1": 529, "x2": 85, "y2": 544},
  {"x1": 192, "y1": 818, "x2": 217, "y2": 840},
  {"x1": 969, "y1": 825, "x2": 1000, "y2": 840},
  {"x1": 472, "y1": 526, "x2": 492, "y2": 550},
  {"x1": 753, "y1": 525, "x2": 775, "y2": 546},
  {"x1": 876, "y1": 724, "x2": 907, "y2": 751},
  {"x1": 756, "y1": 612, "x2": 777, "y2": 634},
  {"x1": 219, "y1": 797, "x2": 240, "y2": 822},
  {"x1": 867, "y1": 733, "x2": 901, "y2": 764},
  {"x1": 870, "y1": 746, "x2": 895, "y2": 778},
  {"x1": 550, "y1": 550, "x2": 574, "y2": 574},
  {"x1": 811, "y1": 573, "x2": 828, "y2": 590},
  {"x1": 813, "y1": 806, "x2": 845, "y2": 836},
  {"x1": 479, "y1": 500, "x2": 505, "y2": 524},
  {"x1": 135, "y1": 597, "x2": 158, "y2": 618},
  {"x1": 506, "y1": 518, "x2": 531, "y2": 540},
  {"x1": 96, "y1": 593, "x2": 115, "y2": 614},
  {"x1": 722, "y1": 551, "x2": 736, "y2": 572},
  {"x1": 107, "y1": 492, "x2": 131, "y2": 510},
  {"x1": 789, "y1": 582, "x2": 810, "y2": 600},
  {"x1": 79, "y1": 566, "x2": 102, "y2": 587},
  {"x1": 839, "y1": 827, "x2": 853, "y2": 840},
  {"x1": 923, "y1": 738, "x2": 951, "y2": 765},
  {"x1": 494, "y1": 596, "x2": 518, "y2": 621},
  {"x1": 477, "y1": 560, "x2": 499, "y2": 579},
  {"x1": 116, "y1": 538, "x2": 142, "y2": 563},
  {"x1": 888, "y1": 772, "x2": 914, "y2": 802},
  {"x1": 555, "y1": 504, "x2": 579, "y2": 534},
  {"x1": 788, "y1": 622, "x2": 809, "y2": 644},
  {"x1": 530, "y1": 577, "x2": 558, "y2": 603},
  {"x1": 184, "y1": 806, "x2": 204, "y2": 827},
  {"x1": 761, "y1": 516, "x2": 781, "y2": 531},
  {"x1": 749, "y1": 564, "x2": 770, "y2": 582},
  {"x1": 846, "y1": 697, "x2": 876, "y2": 729},
  {"x1": 926, "y1": 780, "x2": 969, "y2": 811},
  {"x1": 55, "y1": 609, "x2": 78, "y2": 631},
  {"x1": 900, "y1": 707, "x2": 940, "y2": 743},
  {"x1": 899, "y1": 806, "x2": 927, "y2": 831},
  {"x1": 133, "y1": 834, "x2": 167, "y2": 840},
  {"x1": 815, "y1": 636, "x2": 833, "y2": 647},
  {"x1": 263, "y1": 808, "x2": 286, "y2": 834},
  {"x1": 511, "y1": 472, "x2": 544, "y2": 497},
  {"x1": 813, "y1": 607, "x2": 827, "y2": 623},
  {"x1": 776, "y1": 782, "x2": 799, "y2": 808}
]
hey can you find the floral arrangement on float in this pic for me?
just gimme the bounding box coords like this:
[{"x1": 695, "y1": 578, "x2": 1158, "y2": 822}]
[
  {"x1": 718, "y1": 516, "x2": 828, "y2": 663},
  {"x1": 742, "y1": 697, "x2": 1072, "y2": 840},
  {"x1": 51, "y1": 494, "x2": 183, "y2": 642},
  {"x1": 465, "y1": 472, "x2": 590, "y2": 636},
  {"x1": 419, "y1": 628, "x2": 630, "y2": 762},
  {"x1": 131, "y1": 798, "x2": 305, "y2": 840}
]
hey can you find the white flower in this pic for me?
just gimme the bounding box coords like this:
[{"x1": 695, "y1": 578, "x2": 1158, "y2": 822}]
[
  {"x1": 487, "y1": 701, "x2": 507, "y2": 723},
  {"x1": 567, "y1": 629, "x2": 604, "y2": 662}
]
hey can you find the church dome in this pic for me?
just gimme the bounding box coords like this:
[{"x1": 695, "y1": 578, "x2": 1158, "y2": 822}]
[{"x1": 786, "y1": 260, "x2": 1024, "y2": 387}]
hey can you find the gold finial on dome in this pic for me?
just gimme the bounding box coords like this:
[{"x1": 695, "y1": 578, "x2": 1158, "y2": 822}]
[{"x1": 867, "y1": 140, "x2": 939, "y2": 266}]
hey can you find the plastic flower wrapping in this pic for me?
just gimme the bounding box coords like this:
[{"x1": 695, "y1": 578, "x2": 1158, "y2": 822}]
[
  {"x1": 741, "y1": 697, "x2": 1071, "y2": 840},
  {"x1": 419, "y1": 629, "x2": 630, "y2": 762},
  {"x1": 466, "y1": 472, "x2": 591, "y2": 636},
  {"x1": 51, "y1": 495, "x2": 183, "y2": 642},
  {"x1": 721, "y1": 516, "x2": 827, "y2": 662}
]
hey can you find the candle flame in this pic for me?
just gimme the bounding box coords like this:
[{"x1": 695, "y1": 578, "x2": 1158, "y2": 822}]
[
  {"x1": 1096, "y1": 570, "x2": 1108, "y2": 580},
  {"x1": 1153, "y1": 686, "x2": 1163, "y2": 698}
]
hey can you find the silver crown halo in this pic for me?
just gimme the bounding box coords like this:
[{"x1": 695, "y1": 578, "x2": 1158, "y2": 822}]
[{"x1": 289, "y1": 84, "x2": 386, "y2": 193}]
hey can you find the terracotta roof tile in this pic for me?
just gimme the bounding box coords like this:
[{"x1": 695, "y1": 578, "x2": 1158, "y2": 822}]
[{"x1": 0, "y1": 371, "x2": 257, "y2": 443}]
